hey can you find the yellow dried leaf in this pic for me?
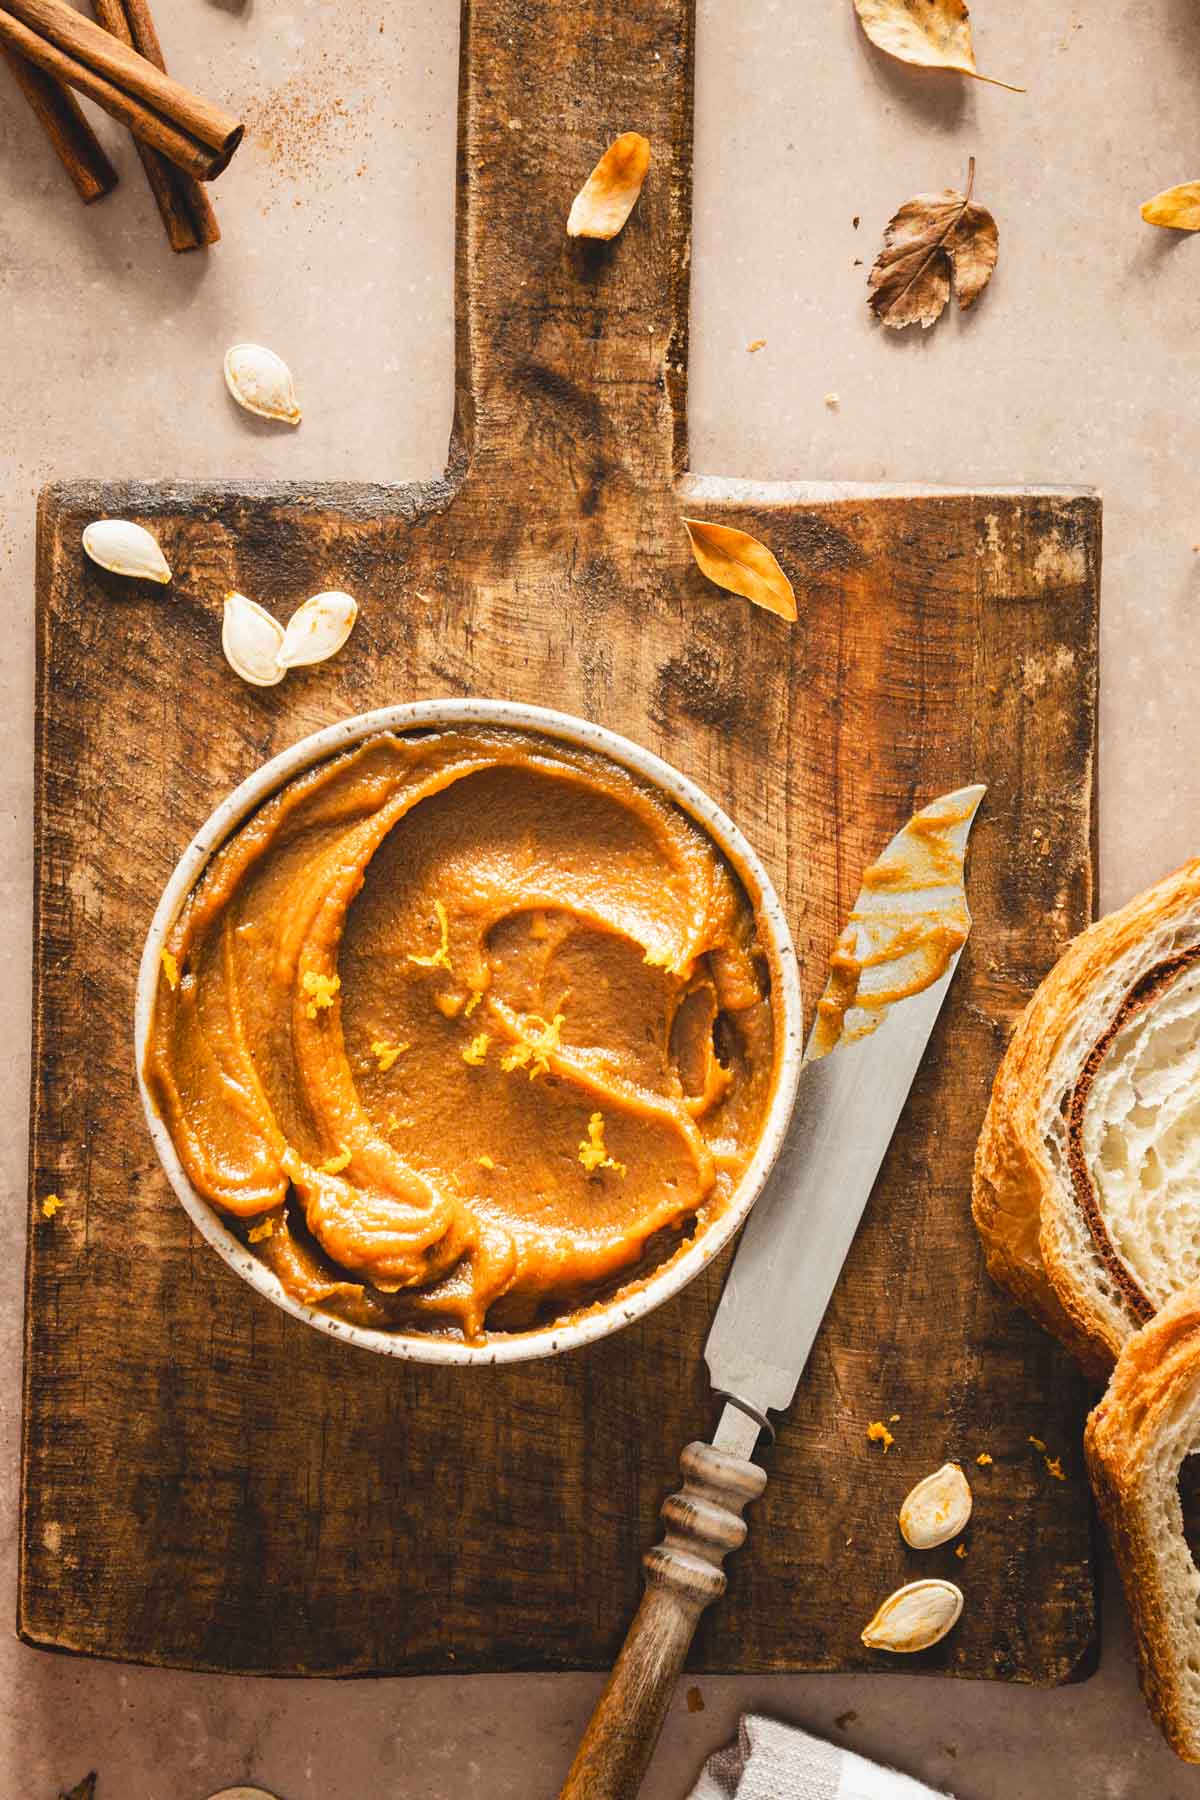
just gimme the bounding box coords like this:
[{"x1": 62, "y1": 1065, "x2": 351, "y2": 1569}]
[
  {"x1": 868, "y1": 159, "x2": 998, "y2": 331},
  {"x1": 1141, "y1": 183, "x2": 1200, "y2": 231},
  {"x1": 682, "y1": 519, "x2": 797, "y2": 621},
  {"x1": 853, "y1": 0, "x2": 1022, "y2": 91},
  {"x1": 567, "y1": 132, "x2": 651, "y2": 240}
]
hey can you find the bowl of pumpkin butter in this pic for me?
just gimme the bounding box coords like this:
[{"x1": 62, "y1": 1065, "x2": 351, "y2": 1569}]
[{"x1": 137, "y1": 700, "x2": 804, "y2": 1365}]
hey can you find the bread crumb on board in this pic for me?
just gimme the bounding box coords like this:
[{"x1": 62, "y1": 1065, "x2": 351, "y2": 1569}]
[
  {"x1": 866, "y1": 1420, "x2": 895, "y2": 1452},
  {"x1": 1030, "y1": 1435, "x2": 1067, "y2": 1480},
  {"x1": 41, "y1": 1193, "x2": 63, "y2": 1219},
  {"x1": 747, "y1": 338, "x2": 766, "y2": 353},
  {"x1": 976, "y1": 1451, "x2": 993, "y2": 1466},
  {"x1": 686, "y1": 1685, "x2": 705, "y2": 1713}
]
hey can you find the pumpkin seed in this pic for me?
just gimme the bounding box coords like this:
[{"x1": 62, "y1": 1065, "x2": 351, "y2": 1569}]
[
  {"x1": 222, "y1": 591, "x2": 286, "y2": 687},
  {"x1": 899, "y1": 1462, "x2": 973, "y2": 1549},
  {"x1": 861, "y1": 1579, "x2": 963, "y2": 1653},
  {"x1": 223, "y1": 343, "x2": 301, "y2": 425},
  {"x1": 276, "y1": 589, "x2": 358, "y2": 669},
  {"x1": 82, "y1": 518, "x2": 171, "y2": 584}
]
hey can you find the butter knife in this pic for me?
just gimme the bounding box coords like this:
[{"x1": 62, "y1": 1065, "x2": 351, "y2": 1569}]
[{"x1": 559, "y1": 784, "x2": 986, "y2": 1800}]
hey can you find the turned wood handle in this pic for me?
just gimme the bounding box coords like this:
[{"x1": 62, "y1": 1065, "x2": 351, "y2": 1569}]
[{"x1": 560, "y1": 1441, "x2": 766, "y2": 1800}]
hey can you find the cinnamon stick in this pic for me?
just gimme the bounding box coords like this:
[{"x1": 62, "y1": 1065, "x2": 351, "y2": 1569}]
[
  {"x1": 88, "y1": 0, "x2": 219, "y2": 250},
  {"x1": 1, "y1": 42, "x2": 117, "y2": 203},
  {"x1": 0, "y1": 0, "x2": 242, "y2": 181}
]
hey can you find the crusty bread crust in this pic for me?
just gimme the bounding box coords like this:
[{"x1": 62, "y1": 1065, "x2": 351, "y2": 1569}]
[
  {"x1": 972, "y1": 858, "x2": 1200, "y2": 1382},
  {"x1": 1086, "y1": 1289, "x2": 1200, "y2": 1762}
]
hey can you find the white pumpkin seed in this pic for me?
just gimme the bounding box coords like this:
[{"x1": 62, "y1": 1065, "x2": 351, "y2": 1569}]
[
  {"x1": 223, "y1": 343, "x2": 302, "y2": 425},
  {"x1": 222, "y1": 591, "x2": 286, "y2": 687},
  {"x1": 276, "y1": 589, "x2": 358, "y2": 669},
  {"x1": 899, "y1": 1463, "x2": 973, "y2": 1549},
  {"x1": 82, "y1": 518, "x2": 171, "y2": 584},
  {"x1": 861, "y1": 1579, "x2": 964, "y2": 1653}
]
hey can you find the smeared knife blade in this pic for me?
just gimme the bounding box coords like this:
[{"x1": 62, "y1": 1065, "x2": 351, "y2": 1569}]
[{"x1": 705, "y1": 784, "x2": 986, "y2": 1451}]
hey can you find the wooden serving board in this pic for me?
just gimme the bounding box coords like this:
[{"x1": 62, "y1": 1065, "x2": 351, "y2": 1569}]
[{"x1": 21, "y1": 0, "x2": 1101, "y2": 1683}]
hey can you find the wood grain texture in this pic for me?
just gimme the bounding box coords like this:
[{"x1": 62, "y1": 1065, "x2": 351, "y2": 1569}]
[{"x1": 21, "y1": 0, "x2": 1101, "y2": 1682}]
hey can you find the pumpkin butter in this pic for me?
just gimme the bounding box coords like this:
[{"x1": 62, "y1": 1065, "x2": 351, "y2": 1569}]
[{"x1": 146, "y1": 728, "x2": 780, "y2": 1342}]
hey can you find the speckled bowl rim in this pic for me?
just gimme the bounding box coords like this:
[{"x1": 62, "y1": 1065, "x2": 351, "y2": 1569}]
[{"x1": 135, "y1": 700, "x2": 804, "y2": 1367}]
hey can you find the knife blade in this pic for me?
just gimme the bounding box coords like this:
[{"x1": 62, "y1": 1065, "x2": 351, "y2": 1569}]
[
  {"x1": 560, "y1": 782, "x2": 986, "y2": 1800},
  {"x1": 706, "y1": 782, "x2": 986, "y2": 1454}
]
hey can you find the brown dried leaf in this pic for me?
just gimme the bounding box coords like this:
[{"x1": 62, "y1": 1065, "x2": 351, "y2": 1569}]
[
  {"x1": 566, "y1": 133, "x2": 651, "y2": 240},
  {"x1": 1141, "y1": 183, "x2": 1200, "y2": 231},
  {"x1": 853, "y1": 0, "x2": 1022, "y2": 90},
  {"x1": 682, "y1": 519, "x2": 797, "y2": 621},
  {"x1": 868, "y1": 158, "x2": 998, "y2": 330}
]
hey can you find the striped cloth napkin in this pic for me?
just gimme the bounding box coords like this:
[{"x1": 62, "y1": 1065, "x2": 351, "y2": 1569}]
[{"x1": 689, "y1": 1715, "x2": 955, "y2": 1800}]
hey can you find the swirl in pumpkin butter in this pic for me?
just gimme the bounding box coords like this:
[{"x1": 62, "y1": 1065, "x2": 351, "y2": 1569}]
[{"x1": 146, "y1": 729, "x2": 780, "y2": 1341}]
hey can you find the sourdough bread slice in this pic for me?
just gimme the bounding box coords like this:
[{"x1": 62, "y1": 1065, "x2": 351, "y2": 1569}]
[
  {"x1": 1086, "y1": 1287, "x2": 1200, "y2": 1762},
  {"x1": 973, "y1": 859, "x2": 1200, "y2": 1379}
]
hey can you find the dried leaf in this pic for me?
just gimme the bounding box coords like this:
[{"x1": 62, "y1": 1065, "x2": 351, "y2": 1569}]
[
  {"x1": 682, "y1": 519, "x2": 797, "y2": 621},
  {"x1": 853, "y1": 0, "x2": 1022, "y2": 91},
  {"x1": 567, "y1": 133, "x2": 651, "y2": 240},
  {"x1": 868, "y1": 158, "x2": 998, "y2": 330},
  {"x1": 1141, "y1": 183, "x2": 1200, "y2": 231}
]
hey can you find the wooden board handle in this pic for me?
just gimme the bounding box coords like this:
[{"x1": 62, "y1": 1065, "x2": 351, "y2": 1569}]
[
  {"x1": 452, "y1": 0, "x2": 695, "y2": 495},
  {"x1": 559, "y1": 1441, "x2": 766, "y2": 1800}
]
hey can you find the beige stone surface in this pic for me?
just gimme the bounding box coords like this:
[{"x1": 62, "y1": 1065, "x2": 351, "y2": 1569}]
[{"x1": 2, "y1": 0, "x2": 1199, "y2": 1794}]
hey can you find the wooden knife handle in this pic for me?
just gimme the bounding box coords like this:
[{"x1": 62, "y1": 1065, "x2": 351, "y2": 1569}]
[{"x1": 559, "y1": 1441, "x2": 766, "y2": 1800}]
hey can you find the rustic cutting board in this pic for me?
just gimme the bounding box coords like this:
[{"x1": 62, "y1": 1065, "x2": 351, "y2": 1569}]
[{"x1": 21, "y1": 0, "x2": 1100, "y2": 1682}]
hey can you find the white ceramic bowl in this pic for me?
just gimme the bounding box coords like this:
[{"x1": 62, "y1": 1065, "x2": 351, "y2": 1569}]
[{"x1": 135, "y1": 700, "x2": 804, "y2": 1366}]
